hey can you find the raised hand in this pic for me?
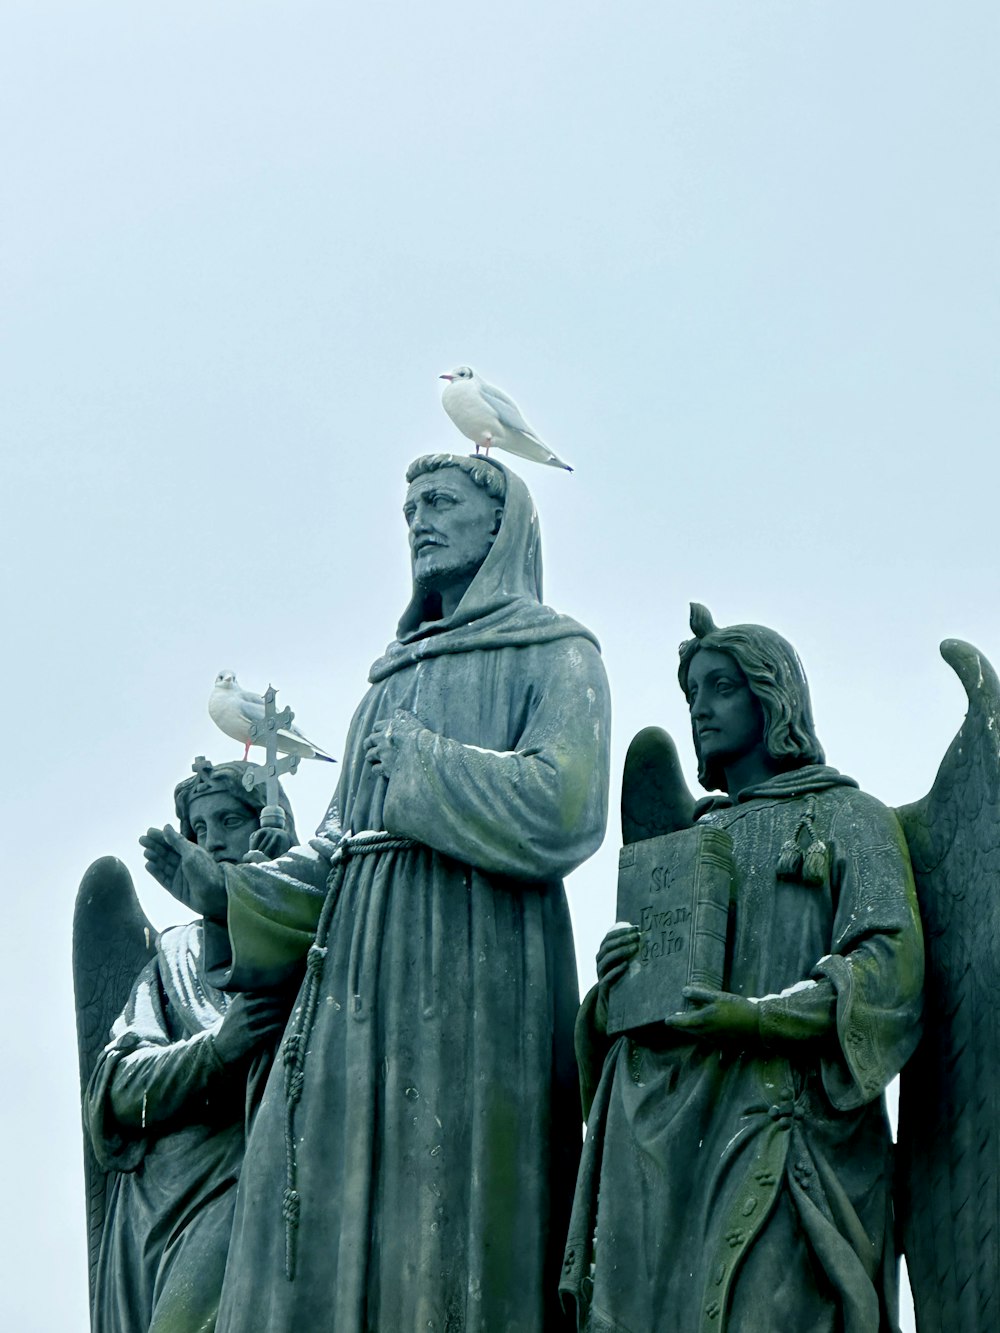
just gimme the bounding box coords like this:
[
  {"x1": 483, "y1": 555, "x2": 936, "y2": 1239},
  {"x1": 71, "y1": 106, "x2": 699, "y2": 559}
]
[
  {"x1": 139, "y1": 824, "x2": 227, "y2": 919},
  {"x1": 212, "y1": 993, "x2": 290, "y2": 1066}
]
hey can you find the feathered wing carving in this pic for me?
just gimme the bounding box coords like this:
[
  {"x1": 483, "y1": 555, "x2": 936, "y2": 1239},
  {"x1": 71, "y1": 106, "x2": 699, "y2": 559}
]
[
  {"x1": 73, "y1": 856, "x2": 156, "y2": 1319},
  {"x1": 620, "y1": 725, "x2": 695, "y2": 845},
  {"x1": 895, "y1": 640, "x2": 1000, "y2": 1333},
  {"x1": 573, "y1": 728, "x2": 695, "y2": 1117}
]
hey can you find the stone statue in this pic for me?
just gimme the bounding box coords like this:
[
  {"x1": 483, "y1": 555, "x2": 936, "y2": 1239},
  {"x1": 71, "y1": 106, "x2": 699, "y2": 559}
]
[
  {"x1": 894, "y1": 640, "x2": 1000, "y2": 1332},
  {"x1": 562, "y1": 605, "x2": 925, "y2": 1333},
  {"x1": 74, "y1": 760, "x2": 297, "y2": 1332},
  {"x1": 139, "y1": 455, "x2": 612, "y2": 1331}
]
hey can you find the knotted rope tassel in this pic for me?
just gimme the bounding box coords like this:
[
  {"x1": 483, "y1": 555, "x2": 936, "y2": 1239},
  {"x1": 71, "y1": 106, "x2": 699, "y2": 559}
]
[
  {"x1": 281, "y1": 832, "x2": 417, "y2": 1279},
  {"x1": 776, "y1": 797, "x2": 828, "y2": 887}
]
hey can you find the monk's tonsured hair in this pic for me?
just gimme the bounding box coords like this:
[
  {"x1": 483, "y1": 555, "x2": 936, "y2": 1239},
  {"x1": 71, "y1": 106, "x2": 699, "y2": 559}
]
[
  {"x1": 406, "y1": 453, "x2": 507, "y2": 502},
  {"x1": 678, "y1": 603, "x2": 825, "y2": 790}
]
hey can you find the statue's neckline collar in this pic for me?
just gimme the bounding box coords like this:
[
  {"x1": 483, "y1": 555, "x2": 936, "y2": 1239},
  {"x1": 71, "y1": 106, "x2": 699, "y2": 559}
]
[{"x1": 695, "y1": 765, "x2": 858, "y2": 817}]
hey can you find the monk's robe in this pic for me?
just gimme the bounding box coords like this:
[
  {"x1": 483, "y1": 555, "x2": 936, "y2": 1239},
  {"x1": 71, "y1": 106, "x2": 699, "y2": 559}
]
[{"x1": 210, "y1": 461, "x2": 612, "y2": 1332}]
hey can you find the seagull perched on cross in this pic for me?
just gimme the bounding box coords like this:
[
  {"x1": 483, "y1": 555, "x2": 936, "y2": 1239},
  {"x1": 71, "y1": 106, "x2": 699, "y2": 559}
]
[{"x1": 208, "y1": 671, "x2": 335, "y2": 763}]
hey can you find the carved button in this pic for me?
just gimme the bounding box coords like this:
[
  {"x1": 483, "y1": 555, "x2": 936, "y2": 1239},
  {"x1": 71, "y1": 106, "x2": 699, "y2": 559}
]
[{"x1": 740, "y1": 1196, "x2": 757, "y2": 1216}]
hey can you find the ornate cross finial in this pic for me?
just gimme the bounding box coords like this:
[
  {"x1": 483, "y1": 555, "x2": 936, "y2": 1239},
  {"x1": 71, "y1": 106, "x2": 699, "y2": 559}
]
[{"x1": 241, "y1": 686, "x2": 300, "y2": 828}]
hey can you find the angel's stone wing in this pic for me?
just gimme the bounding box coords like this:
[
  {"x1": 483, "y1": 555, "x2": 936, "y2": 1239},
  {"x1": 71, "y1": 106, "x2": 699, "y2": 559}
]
[
  {"x1": 73, "y1": 857, "x2": 156, "y2": 1318},
  {"x1": 896, "y1": 640, "x2": 1000, "y2": 1333},
  {"x1": 620, "y1": 726, "x2": 695, "y2": 845},
  {"x1": 571, "y1": 727, "x2": 695, "y2": 1120}
]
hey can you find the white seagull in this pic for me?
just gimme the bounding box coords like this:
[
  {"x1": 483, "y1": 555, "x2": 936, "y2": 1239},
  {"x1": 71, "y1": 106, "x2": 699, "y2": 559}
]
[
  {"x1": 209, "y1": 671, "x2": 335, "y2": 763},
  {"x1": 439, "y1": 366, "x2": 573, "y2": 471}
]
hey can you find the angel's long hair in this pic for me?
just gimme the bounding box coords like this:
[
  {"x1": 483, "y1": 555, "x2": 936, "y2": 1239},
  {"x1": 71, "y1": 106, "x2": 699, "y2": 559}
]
[{"x1": 678, "y1": 603, "x2": 825, "y2": 791}]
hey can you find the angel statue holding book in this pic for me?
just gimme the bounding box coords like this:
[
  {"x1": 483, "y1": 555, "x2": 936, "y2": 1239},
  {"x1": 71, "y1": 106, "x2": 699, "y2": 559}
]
[{"x1": 563, "y1": 604, "x2": 1000, "y2": 1333}]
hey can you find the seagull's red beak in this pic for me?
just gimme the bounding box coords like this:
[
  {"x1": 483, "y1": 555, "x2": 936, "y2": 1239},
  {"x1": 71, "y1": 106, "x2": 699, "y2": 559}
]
[{"x1": 439, "y1": 373, "x2": 454, "y2": 381}]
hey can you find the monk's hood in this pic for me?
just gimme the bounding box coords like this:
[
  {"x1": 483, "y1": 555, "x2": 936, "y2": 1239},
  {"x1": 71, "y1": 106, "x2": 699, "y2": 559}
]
[{"x1": 370, "y1": 458, "x2": 598, "y2": 683}]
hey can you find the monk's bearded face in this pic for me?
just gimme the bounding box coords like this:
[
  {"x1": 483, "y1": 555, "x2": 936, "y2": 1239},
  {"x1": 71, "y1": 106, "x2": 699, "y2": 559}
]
[{"x1": 404, "y1": 469, "x2": 503, "y2": 594}]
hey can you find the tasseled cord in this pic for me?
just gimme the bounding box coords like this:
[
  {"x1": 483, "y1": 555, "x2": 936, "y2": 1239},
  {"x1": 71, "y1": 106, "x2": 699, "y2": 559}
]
[{"x1": 776, "y1": 796, "x2": 828, "y2": 887}]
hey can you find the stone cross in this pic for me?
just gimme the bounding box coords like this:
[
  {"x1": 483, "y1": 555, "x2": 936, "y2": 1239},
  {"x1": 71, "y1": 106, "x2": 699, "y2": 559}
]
[{"x1": 241, "y1": 684, "x2": 300, "y2": 831}]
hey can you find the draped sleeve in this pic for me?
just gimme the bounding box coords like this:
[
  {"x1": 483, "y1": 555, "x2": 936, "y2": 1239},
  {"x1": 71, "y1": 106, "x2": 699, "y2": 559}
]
[
  {"x1": 85, "y1": 958, "x2": 236, "y2": 1171},
  {"x1": 813, "y1": 791, "x2": 924, "y2": 1109},
  {"x1": 381, "y1": 637, "x2": 611, "y2": 881},
  {"x1": 203, "y1": 845, "x2": 330, "y2": 992}
]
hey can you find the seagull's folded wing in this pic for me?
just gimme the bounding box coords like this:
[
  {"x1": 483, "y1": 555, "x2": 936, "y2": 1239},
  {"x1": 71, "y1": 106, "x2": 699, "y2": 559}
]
[
  {"x1": 479, "y1": 383, "x2": 544, "y2": 443},
  {"x1": 236, "y1": 689, "x2": 267, "y2": 721}
]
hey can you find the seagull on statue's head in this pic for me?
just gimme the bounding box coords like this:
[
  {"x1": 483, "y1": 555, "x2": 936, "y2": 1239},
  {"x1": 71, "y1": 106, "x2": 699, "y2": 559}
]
[
  {"x1": 439, "y1": 366, "x2": 573, "y2": 471},
  {"x1": 209, "y1": 670, "x2": 336, "y2": 763}
]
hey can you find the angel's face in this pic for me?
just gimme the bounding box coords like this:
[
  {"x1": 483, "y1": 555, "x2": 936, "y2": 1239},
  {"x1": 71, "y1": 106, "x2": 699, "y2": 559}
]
[
  {"x1": 188, "y1": 792, "x2": 258, "y2": 863},
  {"x1": 687, "y1": 649, "x2": 765, "y2": 774}
]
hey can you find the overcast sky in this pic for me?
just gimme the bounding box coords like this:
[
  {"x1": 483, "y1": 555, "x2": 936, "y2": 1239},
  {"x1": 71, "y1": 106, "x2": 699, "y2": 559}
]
[{"x1": 3, "y1": 3, "x2": 998, "y2": 1328}]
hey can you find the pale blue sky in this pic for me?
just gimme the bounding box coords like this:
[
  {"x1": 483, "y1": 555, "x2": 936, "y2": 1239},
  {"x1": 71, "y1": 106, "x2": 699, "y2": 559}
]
[{"x1": 2, "y1": 3, "x2": 998, "y2": 1327}]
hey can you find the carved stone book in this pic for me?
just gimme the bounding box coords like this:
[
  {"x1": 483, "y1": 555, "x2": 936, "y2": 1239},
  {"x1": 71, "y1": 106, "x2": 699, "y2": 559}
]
[{"x1": 606, "y1": 824, "x2": 735, "y2": 1036}]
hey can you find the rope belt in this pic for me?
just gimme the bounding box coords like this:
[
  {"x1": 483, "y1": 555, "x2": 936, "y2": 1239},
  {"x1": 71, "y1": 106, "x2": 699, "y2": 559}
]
[{"x1": 281, "y1": 830, "x2": 418, "y2": 1280}]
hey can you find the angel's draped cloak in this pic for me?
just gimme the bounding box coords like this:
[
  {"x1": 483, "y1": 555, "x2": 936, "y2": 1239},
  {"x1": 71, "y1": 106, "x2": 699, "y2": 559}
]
[
  {"x1": 208, "y1": 460, "x2": 611, "y2": 1333},
  {"x1": 86, "y1": 921, "x2": 256, "y2": 1333},
  {"x1": 561, "y1": 767, "x2": 924, "y2": 1333}
]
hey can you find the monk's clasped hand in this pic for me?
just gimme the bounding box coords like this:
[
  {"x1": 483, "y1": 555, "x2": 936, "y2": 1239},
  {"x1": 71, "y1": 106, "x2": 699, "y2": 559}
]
[{"x1": 363, "y1": 709, "x2": 422, "y2": 779}]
